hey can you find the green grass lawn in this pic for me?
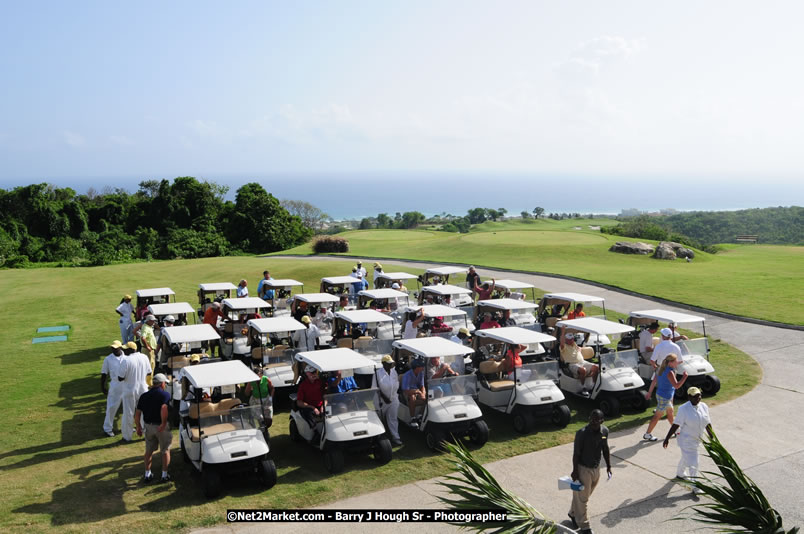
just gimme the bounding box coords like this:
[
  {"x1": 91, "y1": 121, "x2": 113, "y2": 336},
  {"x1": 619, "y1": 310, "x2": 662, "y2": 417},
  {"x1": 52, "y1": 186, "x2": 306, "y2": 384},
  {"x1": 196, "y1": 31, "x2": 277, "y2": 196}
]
[
  {"x1": 0, "y1": 256, "x2": 760, "y2": 533},
  {"x1": 279, "y1": 219, "x2": 804, "y2": 325}
]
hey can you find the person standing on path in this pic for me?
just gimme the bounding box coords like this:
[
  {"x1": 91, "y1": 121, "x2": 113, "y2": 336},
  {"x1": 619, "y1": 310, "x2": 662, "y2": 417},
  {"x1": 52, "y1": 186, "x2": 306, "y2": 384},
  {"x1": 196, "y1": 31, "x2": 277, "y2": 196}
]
[
  {"x1": 642, "y1": 354, "x2": 687, "y2": 441},
  {"x1": 135, "y1": 373, "x2": 172, "y2": 483},
  {"x1": 663, "y1": 386, "x2": 712, "y2": 494},
  {"x1": 569, "y1": 409, "x2": 611, "y2": 534},
  {"x1": 116, "y1": 295, "x2": 135, "y2": 343},
  {"x1": 101, "y1": 340, "x2": 127, "y2": 437}
]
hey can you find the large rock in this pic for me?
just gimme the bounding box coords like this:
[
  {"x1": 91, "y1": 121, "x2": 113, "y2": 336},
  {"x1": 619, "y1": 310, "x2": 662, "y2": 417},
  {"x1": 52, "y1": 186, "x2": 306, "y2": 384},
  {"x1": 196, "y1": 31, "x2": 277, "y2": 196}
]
[
  {"x1": 664, "y1": 241, "x2": 695, "y2": 259},
  {"x1": 653, "y1": 242, "x2": 677, "y2": 260},
  {"x1": 609, "y1": 241, "x2": 655, "y2": 255}
]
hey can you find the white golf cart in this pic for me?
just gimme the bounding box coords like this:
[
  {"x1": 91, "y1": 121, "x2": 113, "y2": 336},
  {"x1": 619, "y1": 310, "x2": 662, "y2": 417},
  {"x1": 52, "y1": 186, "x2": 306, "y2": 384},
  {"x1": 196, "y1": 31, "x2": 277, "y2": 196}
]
[
  {"x1": 289, "y1": 348, "x2": 392, "y2": 473},
  {"x1": 404, "y1": 304, "x2": 474, "y2": 338},
  {"x1": 291, "y1": 292, "x2": 341, "y2": 344},
  {"x1": 196, "y1": 282, "x2": 237, "y2": 316},
  {"x1": 555, "y1": 318, "x2": 647, "y2": 417},
  {"x1": 178, "y1": 360, "x2": 276, "y2": 498},
  {"x1": 473, "y1": 327, "x2": 570, "y2": 432},
  {"x1": 475, "y1": 298, "x2": 538, "y2": 329},
  {"x1": 260, "y1": 279, "x2": 304, "y2": 316},
  {"x1": 374, "y1": 271, "x2": 419, "y2": 294},
  {"x1": 135, "y1": 287, "x2": 175, "y2": 320},
  {"x1": 148, "y1": 302, "x2": 196, "y2": 326},
  {"x1": 418, "y1": 284, "x2": 474, "y2": 312},
  {"x1": 624, "y1": 309, "x2": 720, "y2": 397},
  {"x1": 220, "y1": 297, "x2": 272, "y2": 359},
  {"x1": 245, "y1": 317, "x2": 305, "y2": 397},
  {"x1": 332, "y1": 309, "x2": 396, "y2": 388},
  {"x1": 488, "y1": 279, "x2": 539, "y2": 303},
  {"x1": 392, "y1": 337, "x2": 487, "y2": 451},
  {"x1": 421, "y1": 266, "x2": 467, "y2": 287},
  {"x1": 320, "y1": 275, "x2": 362, "y2": 299},
  {"x1": 537, "y1": 292, "x2": 607, "y2": 337},
  {"x1": 159, "y1": 324, "x2": 221, "y2": 421},
  {"x1": 357, "y1": 288, "x2": 411, "y2": 319}
]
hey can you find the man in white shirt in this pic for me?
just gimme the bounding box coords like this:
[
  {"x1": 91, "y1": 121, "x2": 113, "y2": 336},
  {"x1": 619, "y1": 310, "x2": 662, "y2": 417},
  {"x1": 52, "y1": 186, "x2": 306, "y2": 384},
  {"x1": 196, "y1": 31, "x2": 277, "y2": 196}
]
[
  {"x1": 638, "y1": 322, "x2": 660, "y2": 362},
  {"x1": 372, "y1": 262, "x2": 383, "y2": 288},
  {"x1": 101, "y1": 340, "x2": 127, "y2": 437},
  {"x1": 116, "y1": 295, "x2": 135, "y2": 343},
  {"x1": 651, "y1": 328, "x2": 683, "y2": 369},
  {"x1": 355, "y1": 261, "x2": 367, "y2": 280},
  {"x1": 371, "y1": 355, "x2": 401, "y2": 446},
  {"x1": 663, "y1": 387, "x2": 712, "y2": 491},
  {"x1": 117, "y1": 342, "x2": 152, "y2": 442},
  {"x1": 292, "y1": 316, "x2": 320, "y2": 351}
]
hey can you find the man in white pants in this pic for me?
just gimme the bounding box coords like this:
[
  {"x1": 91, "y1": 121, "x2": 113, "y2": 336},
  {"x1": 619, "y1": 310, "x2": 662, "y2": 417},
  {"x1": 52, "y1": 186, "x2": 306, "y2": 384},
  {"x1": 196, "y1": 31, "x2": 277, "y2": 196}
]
[
  {"x1": 101, "y1": 340, "x2": 127, "y2": 437},
  {"x1": 117, "y1": 341, "x2": 152, "y2": 442},
  {"x1": 116, "y1": 295, "x2": 134, "y2": 343},
  {"x1": 372, "y1": 355, "x2": 401, "y2": 446},
  {"x1": 663, "y1": 386, "x2": 712, "y2": 494}
]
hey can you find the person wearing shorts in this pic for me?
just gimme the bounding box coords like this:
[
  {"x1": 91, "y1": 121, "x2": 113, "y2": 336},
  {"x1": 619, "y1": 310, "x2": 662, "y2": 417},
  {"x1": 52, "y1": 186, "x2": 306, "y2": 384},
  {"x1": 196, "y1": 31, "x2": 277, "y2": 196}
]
[
  {"x1": 642, "y1": 354, "x2": 687, "y2": 442},
  {"x1": 135, "y1": 373, "x2": 173, "y2": 483}
]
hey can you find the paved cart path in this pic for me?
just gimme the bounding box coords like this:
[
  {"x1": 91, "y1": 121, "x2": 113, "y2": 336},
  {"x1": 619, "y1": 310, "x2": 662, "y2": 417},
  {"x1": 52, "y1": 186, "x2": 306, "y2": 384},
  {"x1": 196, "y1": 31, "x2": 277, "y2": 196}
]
[{"x1": 198, "y1": 258, "x2": 804, "y2": 534}]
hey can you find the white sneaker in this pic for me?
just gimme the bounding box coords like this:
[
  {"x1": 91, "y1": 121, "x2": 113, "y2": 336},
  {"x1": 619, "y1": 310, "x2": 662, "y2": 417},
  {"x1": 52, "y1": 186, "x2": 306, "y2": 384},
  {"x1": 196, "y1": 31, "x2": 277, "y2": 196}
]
[
  {"x1": 693, "y1": 487, "x2": 705, "y2": 495},
  {"x1": 410, "y1": 421, "x2": 419, "y2": 429},
  {"x1": 106, "y1": 431, "x2": 115, "y2": 437},
  {"x1": 643, "y1": 433, "x2": 658, "y2": 441}
]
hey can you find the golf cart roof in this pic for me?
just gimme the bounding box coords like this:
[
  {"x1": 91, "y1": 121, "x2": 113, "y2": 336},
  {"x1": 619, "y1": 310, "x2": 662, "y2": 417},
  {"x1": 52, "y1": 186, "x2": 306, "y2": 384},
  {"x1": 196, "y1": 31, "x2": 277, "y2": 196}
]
[
  {"x1": 183, "y1": 360, "x2": 258, "y2": 388},
  {"x1": 295, "y1": 348, "x2": 375, "y2": 372},
  {"x1": 136, "y1": 287, "x2": 175, "y2": 298},
  {"x1": 293, "y1": 293, "x2": 341, "y2": 304},
  {"x1": 406, "y1": 305, "x2": 468, "y2": 318},
  {"x1": 198, "y1": 282, "x2": 237, "y2": 291},
  {"x1": 262, "y1": 279, "x2": 304, "y2": 288},
  {"x1": 426, "y1": 266, "x2": 467, "y2": 276},
  {"x1": 474, "y1": 326, "x2": 556, "y2": 345},
  {"x1": 422, "y1": 284, "x2": 472, "y2": 296},
  {"x1": 542, "y1": 292, "x2": 605, "y2": 304},
  {"x1": 322, "y1": 276, "x2": 360, "y2": 285},
  {"x1": 392, "y1": 337, "x2": 475, "y2": 358},
  {"x1": 491, "y1": 279, "x2": 536, "y2": 290},
  {"x1": 629, "y1": 309, "x2": 705, "y2": 324},
  {"x1": 557, "y1": 317, "x2": 634, "y2": 336},
  {"x1": 162, "y1": 324, "x2": 221, "y2": 344},
  {"x1": 335, "y1": 309, "x2": 394, "y2": 324},
  {"x1": 222, "y1": 297, "x2": 271, "y2": 311},
  {"x1": 358, "y1": 288, "x2": 409, "y2": 299},
  {"x1": 247, "y1": 317, "x2": 305, "y2": 333},
  {"x1": 148, "y1": 302, "x2": 195, "y2": 316},
  {"x1": 377, "y1": 272, "x2": 418, "y2": 280},
  {"x1": 477, "y1": 298, "x2": 538, "y2": 311}
]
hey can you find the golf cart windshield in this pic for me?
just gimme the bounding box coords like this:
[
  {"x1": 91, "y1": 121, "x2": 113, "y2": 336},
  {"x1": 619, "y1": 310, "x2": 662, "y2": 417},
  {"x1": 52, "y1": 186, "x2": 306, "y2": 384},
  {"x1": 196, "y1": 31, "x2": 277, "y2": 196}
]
[
  {"x1": 517, "y1": 361, "x2": 559, "y2": 383},
  {"x1": 198, "y1": 404, "x2": 264, "y2": 438},
  {"x1": 264, "y1": 347, "x2": 298, "y2": 368},
  {"x1": 677, "y1": 338, "x2": 709, "y2": 358},
  {"x1": 429, "y1": 374, "x2": 477, "y2": 398},
  {"x1": 324, "y1": 388, "x2": 379, "y2": 414},
  {"x1": 601, "y1": 349, "x2": 639, "y2": 371},
  {"x1": 353, "y1": 338, "x2": 394, "y2": 357}
]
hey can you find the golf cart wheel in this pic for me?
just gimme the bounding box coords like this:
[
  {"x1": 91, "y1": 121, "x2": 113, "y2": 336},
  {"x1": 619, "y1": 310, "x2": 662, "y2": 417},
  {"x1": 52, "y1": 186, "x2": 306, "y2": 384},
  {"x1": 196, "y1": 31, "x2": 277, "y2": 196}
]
[
  {"x1": 702, "y1": 375, "x2": 721, "y2": 395},
  {"x1": 599, "y1": 396, "x2": 621, "y2": 418},
  {"x1": 373, "y1": 437, "x2": 393, "y2": 465},
  {"x1": 551, "y1": 404, "x2": 572, "y2": 428},
  {"x1": 324, "y1": 448, "x2": 345, "y2": 473},
  {"x1": 631, "y1": 392, "x2": 649, "y2": 411},
  {"x1": 202, "y1": 464, "x2": 222, "y2": 498},
  {"x1": 425, "y1": 429, "x2": 445, "y2": 452},
  {"x1": 468, "y1": 420, "x2": 489, "y2": 446},
  {"x1": 512, "y1": 410, "x2": 534, "y2": 434},
  {"x1": 289, "y1": 418, "x2": 301, "y2": 443},
  {"x1": 258, "y1": 457, "x2": 277, "y2": 489},
  {"x1": 180, "y1": 436, "x2": 190, "y2": 464}
]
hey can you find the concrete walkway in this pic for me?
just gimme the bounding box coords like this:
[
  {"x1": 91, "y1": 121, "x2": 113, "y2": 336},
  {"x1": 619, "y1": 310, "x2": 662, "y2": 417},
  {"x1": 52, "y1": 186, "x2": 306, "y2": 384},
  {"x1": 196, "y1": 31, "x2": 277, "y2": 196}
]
[{"x1": 200, "y1": 259, "x2": 804, "y2": 534}]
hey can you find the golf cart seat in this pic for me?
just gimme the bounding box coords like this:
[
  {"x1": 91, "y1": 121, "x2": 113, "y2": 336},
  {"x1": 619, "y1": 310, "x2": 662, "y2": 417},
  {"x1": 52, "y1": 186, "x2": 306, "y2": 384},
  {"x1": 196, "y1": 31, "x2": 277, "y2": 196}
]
[
  {"x1": 168, "y1": 356, "x2": 191, "y2": 370},
  {"x1": 581, "y1": 346, "x2": 595, "y2": 360},
  {"x1": 271, "y1": 344, "x2": 289, "y2": 356},
  {"x1": 337, "y1": 338, "x2": 354, "y2": 349},
  {"x1": 478, "y1": 359, "x2": 514, "y2": 391},
  {"x1": 251, "y1": 347, "x2": 265, "y2": 364},
  {"x1": 189, "y1": 422, "x2": 239, "y2": 442},
  {"x1": 354, "y1": 337, "x2": 373, "y2": 350}
]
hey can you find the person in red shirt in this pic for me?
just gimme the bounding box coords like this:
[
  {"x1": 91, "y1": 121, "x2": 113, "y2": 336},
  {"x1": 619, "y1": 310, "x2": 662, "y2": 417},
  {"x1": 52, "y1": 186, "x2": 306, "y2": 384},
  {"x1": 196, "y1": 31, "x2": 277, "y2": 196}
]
[
  {"x1": 202, "y1": 302, "x2": 223, "y2": 356},
  {"x1": 474, "y1": 278, "x2": 496, "y2": 301},
  {"x1": 296, "y1": 365, "x2": 325, "y2": 432},
  {"x1": 479, "y1": 312, "x2": 501, "y2": 330},
  {"x1": 568, "y1": 303, "x2": 586, "y2": 320}
]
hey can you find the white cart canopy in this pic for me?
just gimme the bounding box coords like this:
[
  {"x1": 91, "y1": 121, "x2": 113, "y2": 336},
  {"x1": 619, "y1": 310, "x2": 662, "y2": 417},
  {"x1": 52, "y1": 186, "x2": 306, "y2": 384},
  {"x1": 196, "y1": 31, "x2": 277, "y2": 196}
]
[
  {"x1": 426, "y1": 266, "x2": 467, "y2": 276},
  {"x1": 198, "y1": 282, "x2": 237, "y2": 291},
  {"x1": 492, "y1": 279, "x2": 536, "y2": 290},
  {"x1": 136, "y1": 287, "x2": 175, "y2": 298},
  {"x1": 392, "y1": 337, "x2": 474, "y2": 358},
  {"x1": 477, "y1": 298, "x2": 538, "y2": 311},
  {"x1": 629, "y1": 309, "x2": 705, "y2": 325},
  {"x1": 557, "y1": 317, "x2": 634, "y2": 336},
  {"x1": 358, "y1": 289, "x2": 409, "y2": 299},
  {"x1": 542, "y1": 292, "x2": 604, "y2": 304},
  {"x1": 377, "y1": 272, "x2": 418, "y2": 281},
  {"x1": 293, "y1": 293, "x2": 341, "y2": 304},
  {"x1": 183, "y1": 360, "x2": 258, "y2": 388},
  {"x1": 322, "y1": 276, "x2": 361, "y2": 285},
  {"x1": 295, "y1": 348, "x2": 375, "y2": 372},
  {"x1": 247, "y1": 317, "x2": 305, "y2": 334},
  {"x1": 406, "y1": 305, "x2": 468, "y2": 318},
  {"x1": 474, "y1": 326, "x2": 556, "y2": 345},
  {"x1": 148, "y1": 302, "x2": 195, "y2": 316},
  {"x1": 335, "y1": 310, "x2": 395, "y2": 324},
  {"x1": 162, "y1": 324, "x2": 221, "y2": 344},
  {"x1": 422, "y1": 284, "x2": 472, "y2": 296},
  {"x1": 222, "y1": 297, "x2": 271, "y2": 310},
  {"x1": 263, "y1": 279, "x2": 304, "y2": 289}
]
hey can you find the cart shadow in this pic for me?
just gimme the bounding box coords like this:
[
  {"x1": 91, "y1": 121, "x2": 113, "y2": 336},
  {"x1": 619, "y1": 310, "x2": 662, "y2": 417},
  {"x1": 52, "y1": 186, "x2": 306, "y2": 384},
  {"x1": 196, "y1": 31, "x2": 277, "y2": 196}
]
[{"x1": 599, "y1": 479, "x2": 697, "y2": 528}]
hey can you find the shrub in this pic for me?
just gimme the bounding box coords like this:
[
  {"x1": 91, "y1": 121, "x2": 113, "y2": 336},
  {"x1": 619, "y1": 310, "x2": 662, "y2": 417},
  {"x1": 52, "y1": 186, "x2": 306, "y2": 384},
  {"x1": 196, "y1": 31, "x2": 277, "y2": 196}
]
[{"x1": 312, "y1": 236, "x2": 349, "y2": 253}]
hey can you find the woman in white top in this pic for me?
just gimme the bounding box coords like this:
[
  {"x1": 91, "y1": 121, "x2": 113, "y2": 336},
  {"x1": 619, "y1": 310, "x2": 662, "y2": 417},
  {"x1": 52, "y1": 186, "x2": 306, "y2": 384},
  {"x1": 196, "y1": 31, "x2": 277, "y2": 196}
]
[
  {"x1": 403, "y1": 310, "x2": 425, "y2": 339},
  {"x1": 237, "y1": 279, "x2": 249, "y2": 297}
]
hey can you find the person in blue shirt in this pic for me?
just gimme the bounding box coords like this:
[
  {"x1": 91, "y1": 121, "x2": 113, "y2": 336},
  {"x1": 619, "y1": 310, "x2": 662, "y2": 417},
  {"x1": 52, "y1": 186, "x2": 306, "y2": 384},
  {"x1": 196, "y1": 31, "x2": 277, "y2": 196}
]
[
  {"x1": 257, "y1": 270, "x2": 275, "y2": 301},
  {"x1": 402, "y1": 359, "x2": 426, "y2": 428},
  {"x1": 643, "y1": 354, "x2": 688, "y2": 442},
  {"x1": 327, "y1": 370, "x2": 359, "y2": 413}
]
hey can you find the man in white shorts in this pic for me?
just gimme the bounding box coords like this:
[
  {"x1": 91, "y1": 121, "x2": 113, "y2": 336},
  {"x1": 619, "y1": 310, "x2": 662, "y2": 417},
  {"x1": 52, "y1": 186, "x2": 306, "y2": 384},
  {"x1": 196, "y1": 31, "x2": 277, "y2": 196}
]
[{"x1": 560, "y1": 333, "x2": 598, "y2": 395}]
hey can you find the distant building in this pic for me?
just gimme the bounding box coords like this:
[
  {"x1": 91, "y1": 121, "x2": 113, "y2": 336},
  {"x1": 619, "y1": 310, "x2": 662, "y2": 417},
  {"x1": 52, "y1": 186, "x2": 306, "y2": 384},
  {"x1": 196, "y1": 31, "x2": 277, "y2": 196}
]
[{"x1": 619, "y1": 208, "x2": 642, "y2": 217}]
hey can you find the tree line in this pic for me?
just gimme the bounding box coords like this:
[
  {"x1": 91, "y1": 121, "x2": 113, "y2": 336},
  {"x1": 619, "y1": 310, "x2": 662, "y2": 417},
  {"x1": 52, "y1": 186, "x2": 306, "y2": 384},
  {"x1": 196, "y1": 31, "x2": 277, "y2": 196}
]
[{"x1": 0, "y1": 178, "x2": 314, "y2": 267}]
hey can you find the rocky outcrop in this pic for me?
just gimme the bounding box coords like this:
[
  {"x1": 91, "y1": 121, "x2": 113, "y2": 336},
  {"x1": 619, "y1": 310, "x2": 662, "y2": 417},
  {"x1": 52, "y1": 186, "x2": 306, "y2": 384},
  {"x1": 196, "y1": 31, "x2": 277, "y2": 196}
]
[
  {"x1": 653, "y1": 242, "x2": 677, "y2": 260},
  {"x1": 609, "y1": 241, "x2": 655, "y2": 255},
  {"x1": 665, "y1": 241, "x2": 695, "y2": 259}
]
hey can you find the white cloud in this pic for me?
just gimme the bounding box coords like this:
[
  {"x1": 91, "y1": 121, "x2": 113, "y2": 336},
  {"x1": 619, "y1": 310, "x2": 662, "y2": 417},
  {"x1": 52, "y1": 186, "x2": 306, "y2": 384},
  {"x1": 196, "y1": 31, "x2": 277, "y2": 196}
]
[
  {"x1": 63, "y1": 130, "x2": 87, "y2": 148},
  {"x1": 574, "y1": 36, "x2": 642, "y2": 62}
]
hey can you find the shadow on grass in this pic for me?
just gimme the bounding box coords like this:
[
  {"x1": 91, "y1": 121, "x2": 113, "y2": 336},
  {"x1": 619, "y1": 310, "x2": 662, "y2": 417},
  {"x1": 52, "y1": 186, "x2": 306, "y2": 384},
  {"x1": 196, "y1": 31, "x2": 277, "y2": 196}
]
[{"x1": 60, "y1": 346, "x2": 106, "y2": 366}]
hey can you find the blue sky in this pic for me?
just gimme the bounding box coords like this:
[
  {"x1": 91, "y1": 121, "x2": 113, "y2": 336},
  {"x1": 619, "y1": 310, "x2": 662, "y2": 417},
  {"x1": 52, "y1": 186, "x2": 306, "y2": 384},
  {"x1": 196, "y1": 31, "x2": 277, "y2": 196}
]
[{"x1": 1, "y1": 1, "x2": 803, "y2": 205}]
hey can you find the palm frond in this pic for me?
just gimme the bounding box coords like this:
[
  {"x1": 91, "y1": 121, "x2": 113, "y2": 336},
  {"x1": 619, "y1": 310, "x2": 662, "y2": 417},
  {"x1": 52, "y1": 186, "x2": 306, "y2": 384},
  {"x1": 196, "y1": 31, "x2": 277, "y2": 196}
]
[
  {"x1": 435, "y1": 441, "x2": 567, "y2": 534},
  {"x1": 684, "y1": 430, "x2": 799, "y2": 534}
]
